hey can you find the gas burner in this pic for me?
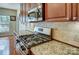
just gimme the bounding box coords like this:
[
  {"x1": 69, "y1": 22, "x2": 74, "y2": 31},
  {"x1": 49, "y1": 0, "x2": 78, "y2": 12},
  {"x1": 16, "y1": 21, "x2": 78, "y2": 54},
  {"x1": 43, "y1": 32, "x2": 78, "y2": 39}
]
[
  {"x1": 18, "y1": 33, "x2": 51, "y2": 49},
  {"x1": 15, "y1": 27, "x2": 52, "y2": 54},
  {"x1": 21, "y1": 33, "x2": 51, "y2": 47}
]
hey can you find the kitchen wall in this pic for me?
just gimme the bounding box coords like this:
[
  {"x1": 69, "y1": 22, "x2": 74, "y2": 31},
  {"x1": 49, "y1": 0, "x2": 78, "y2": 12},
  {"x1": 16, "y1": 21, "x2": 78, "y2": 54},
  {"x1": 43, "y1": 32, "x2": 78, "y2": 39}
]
[
  {"x1": 36, "y1": 22, "x2": 79, "y2": 32},
  {"x1": 18, "y1": 22, "x2": 37, "y2": 35},
  {"x1": 0, "y1": 8, "x2": 17, "y2": 16},
  {"x1": 23, "y1": 21, "x2": 79, "y2": 33},
  {"x1": 26, "y1": 23, "x2": 37, "y2": 31}
]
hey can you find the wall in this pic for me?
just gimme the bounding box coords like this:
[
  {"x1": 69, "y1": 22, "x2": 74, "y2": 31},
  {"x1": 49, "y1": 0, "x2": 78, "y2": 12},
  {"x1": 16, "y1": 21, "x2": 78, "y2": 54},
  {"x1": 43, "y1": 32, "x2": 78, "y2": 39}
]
[
  {"x1": 0, "y1": 3, "x2": 20, "y2": 10},
  {"x1": 36, "y1": 21, "x2": 79, "y2": 32},
  {"x1": 19, "y1": 21, "x2": 79, "y2": 34},
  {"x1": 26, "y1": 23, "x2": 37, "y2": 31},
  {"x1": 18, "y1": 22, "x2": 37, "y2": 35},
  {"x1": 0, "y1": 8, "x2": 17, "y2": 16},
  {"x1": 16, "y1": 9, "x2": 20, "y2": 35}
]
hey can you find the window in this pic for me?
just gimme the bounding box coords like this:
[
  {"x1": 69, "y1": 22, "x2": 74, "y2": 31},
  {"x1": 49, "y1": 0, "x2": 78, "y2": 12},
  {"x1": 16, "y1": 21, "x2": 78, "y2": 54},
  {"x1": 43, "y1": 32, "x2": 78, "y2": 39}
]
[{"x1": 0, "y1": 15, "x2": 10, "y2": 33}]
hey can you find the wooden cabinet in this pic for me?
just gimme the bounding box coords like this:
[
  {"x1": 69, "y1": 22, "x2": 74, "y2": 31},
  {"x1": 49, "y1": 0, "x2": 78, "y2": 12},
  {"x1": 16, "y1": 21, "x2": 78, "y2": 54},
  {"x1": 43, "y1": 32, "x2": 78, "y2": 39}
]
[
  {"x1": 20, "y1": 3, "x2": 27, "y2": 16},
  {"x1": 20, "y1": 3, "x2": 79, "y2": 22},
  {"x1": 71, "y1": 3, "x2": 79, "y2": 21},
  {"x1": 77, "y1": 4, "x2": 79, "y2": 20},
  {"x1": 20, "y1": 3, "x2": 42, "y2": 16},
  {"x1": 71, "y1": 3, "x2": 77, "y2": 21},
  {"x1": 25, "y1": 3, "x2": 31, "y2": 11},
  {"x1": 45, "y1": 3, "x2": 79, "y2": 21},
  {"x1": 45, "y1": 3, "x2": 72, "y2": 21},
  {"x1": 30, "y1": 3, "x2": 42, "y2": 9},
  {"x1": 30, "y1": 3, "x2": 38, "y2": 9}
]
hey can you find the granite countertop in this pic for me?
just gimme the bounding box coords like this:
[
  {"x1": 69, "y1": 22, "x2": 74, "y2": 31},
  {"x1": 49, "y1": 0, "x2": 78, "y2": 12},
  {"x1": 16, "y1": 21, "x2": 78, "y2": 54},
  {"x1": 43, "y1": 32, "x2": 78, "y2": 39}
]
[
  {"x1": 31, "y1": 40, "x2": 79, "y2": 55},
  {"x1": 52, "y1": 29, "x2": 79, "y2": 47}
]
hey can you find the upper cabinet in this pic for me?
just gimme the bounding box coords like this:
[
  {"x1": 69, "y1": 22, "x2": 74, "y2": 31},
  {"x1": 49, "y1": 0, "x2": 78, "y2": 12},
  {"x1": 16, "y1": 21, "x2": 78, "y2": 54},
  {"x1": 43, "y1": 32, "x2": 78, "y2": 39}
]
[
  {"x1": 76, "y1": 4, "x2": 79, "y2": 20},
  {"x1": 20, "y1": 3, "x2": 79, "y2": 22},
  {"x1": 20, "y1": 3, "x2": 28, "y2": 16},
  {"x1": 70, "y1": 3, "x2": 79, "y2": 21},
  {"x1": 45, "y1": 3, "x2": 72, "y2": 21},
  {"x1": 45, "y1": 3, "x2": 79, "y2": 22},
  {"x1": 30, "y1": 3, "x2": 40, "y2": 9},
  {"x1": 20, "y1": 3, "x2": 43, "y2": 22},
  {"x1": 20, "y1": 3, "x2": 42, "y2": 16},
  {"x1": 71, "y1": 3, "x2": 77, "y2": 21}
]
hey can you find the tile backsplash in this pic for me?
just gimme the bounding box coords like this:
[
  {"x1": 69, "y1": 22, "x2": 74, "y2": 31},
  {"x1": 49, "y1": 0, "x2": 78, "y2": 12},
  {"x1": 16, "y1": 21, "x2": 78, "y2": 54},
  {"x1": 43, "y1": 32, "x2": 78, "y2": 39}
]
[{"x1": 36, "y1": 22, "x2": 79, "y2": 32}]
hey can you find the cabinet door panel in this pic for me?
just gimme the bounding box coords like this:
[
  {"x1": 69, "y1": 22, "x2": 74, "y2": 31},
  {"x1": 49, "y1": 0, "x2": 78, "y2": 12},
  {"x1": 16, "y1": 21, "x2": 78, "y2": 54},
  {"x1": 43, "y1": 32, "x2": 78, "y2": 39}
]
[
  {"x1": 20, "y1": 4, "x2": 27, "y2": 16},
  {"x1": 31, "y1": 3, "x2": 38, "y2": 9},
  {"x1": 45, "y1": 3, "x2": 71, "y2": 21},
  {"x1": 72, "y1": 4, "x2": 77, "y2": 20},
  {"x1": 48, "y1": 4, "x2": 65, "y2": 18},
  {"x1": 77, "y1": 4, "x2": 79, "y2": 20}
]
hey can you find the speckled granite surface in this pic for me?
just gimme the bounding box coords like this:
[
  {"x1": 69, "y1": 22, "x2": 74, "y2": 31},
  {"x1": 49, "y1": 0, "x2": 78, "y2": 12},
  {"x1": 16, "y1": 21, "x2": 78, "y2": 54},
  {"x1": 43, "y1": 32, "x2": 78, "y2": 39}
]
[
  {"x1": 31, "y1": 40, "x2": 79, "y2": 55},
  {"x1": 52, "y1": 29, "x2": 79, "y2": 47}
]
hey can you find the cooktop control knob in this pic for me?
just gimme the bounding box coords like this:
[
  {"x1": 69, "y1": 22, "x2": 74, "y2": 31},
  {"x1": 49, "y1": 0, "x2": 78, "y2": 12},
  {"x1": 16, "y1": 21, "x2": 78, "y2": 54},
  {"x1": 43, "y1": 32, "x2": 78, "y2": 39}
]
[
  {"x1": 16, "y1": 40, "x2": 20, "y2": 43},
  {"x1": 20, "y1": 46, "x2": 26, "y2": 51}
]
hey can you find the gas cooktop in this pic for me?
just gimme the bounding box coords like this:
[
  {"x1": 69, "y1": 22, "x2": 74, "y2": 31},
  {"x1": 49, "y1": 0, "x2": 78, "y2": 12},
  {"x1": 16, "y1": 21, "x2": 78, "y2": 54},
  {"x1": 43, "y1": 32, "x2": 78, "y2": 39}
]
[
  {"x1": 15, "y1": 27, "x2": 52, "y2": 54},
  {"x1": 19, "y1": 33, "x2": 51, "y2": 48}
]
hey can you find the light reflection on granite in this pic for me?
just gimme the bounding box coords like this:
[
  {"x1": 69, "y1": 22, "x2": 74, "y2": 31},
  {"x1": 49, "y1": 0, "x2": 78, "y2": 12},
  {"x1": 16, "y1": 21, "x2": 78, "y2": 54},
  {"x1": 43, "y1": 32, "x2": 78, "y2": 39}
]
[{"x1": 31, "y1": 40, "x2": 79, "y2": 55}]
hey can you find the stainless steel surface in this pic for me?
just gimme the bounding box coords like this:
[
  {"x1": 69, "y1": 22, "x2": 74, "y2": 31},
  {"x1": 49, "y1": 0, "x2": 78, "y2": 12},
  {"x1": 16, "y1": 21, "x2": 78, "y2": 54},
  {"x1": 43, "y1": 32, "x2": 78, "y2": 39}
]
[{"x1": 15, "y1": 27, "x2": 51, "y2": 55}]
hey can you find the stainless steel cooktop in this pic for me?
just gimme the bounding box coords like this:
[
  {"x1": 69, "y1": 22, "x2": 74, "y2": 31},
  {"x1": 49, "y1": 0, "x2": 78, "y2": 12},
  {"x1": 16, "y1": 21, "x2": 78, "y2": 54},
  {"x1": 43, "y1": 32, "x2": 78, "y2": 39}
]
[
  {"x1": 16, "y1": 27, "x2": 52, "y2": 54},
  {"x1": 18, "y1": 33, "x2": 51, "y2": 48}
]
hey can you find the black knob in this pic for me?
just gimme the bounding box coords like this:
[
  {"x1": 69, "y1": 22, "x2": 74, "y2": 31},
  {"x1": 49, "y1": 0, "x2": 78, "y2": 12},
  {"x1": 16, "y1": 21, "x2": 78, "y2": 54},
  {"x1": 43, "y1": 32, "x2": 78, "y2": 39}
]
[
  {"x1": 16, "y1": 40, "x2": 20, "y2": 43},
  {"x1": 20, "y1": 46, "x2": 26, "y2": 51}
]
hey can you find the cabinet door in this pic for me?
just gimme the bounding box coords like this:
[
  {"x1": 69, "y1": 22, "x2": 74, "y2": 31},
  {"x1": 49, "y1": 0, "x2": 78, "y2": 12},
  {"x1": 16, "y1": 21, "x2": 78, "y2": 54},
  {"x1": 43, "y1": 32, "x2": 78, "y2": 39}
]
[
  {"x1": 25, "y1": 3, "x2": 30, "y2": 11},
  {"x1": 77, "y1": 4, "x2": 79, "y2": 20},
  {"x1": 20, "y1": 4, "x2": 23, "y2": 16},
  {"x1": 45, "y1": 3, "x2": 71, "y2": 21},
  {"x1": 71, "y1": 3, "x2": 77, "y2": 21},
  {"x1": 20, "y1": 3, "x2": 27, "y2": 16},
  {"x1": 30, "y1": 3, "x2": 38, "y2": 9},
  {"x1": 30, "y1": 3, "x2": 42, "y2": 9}
]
